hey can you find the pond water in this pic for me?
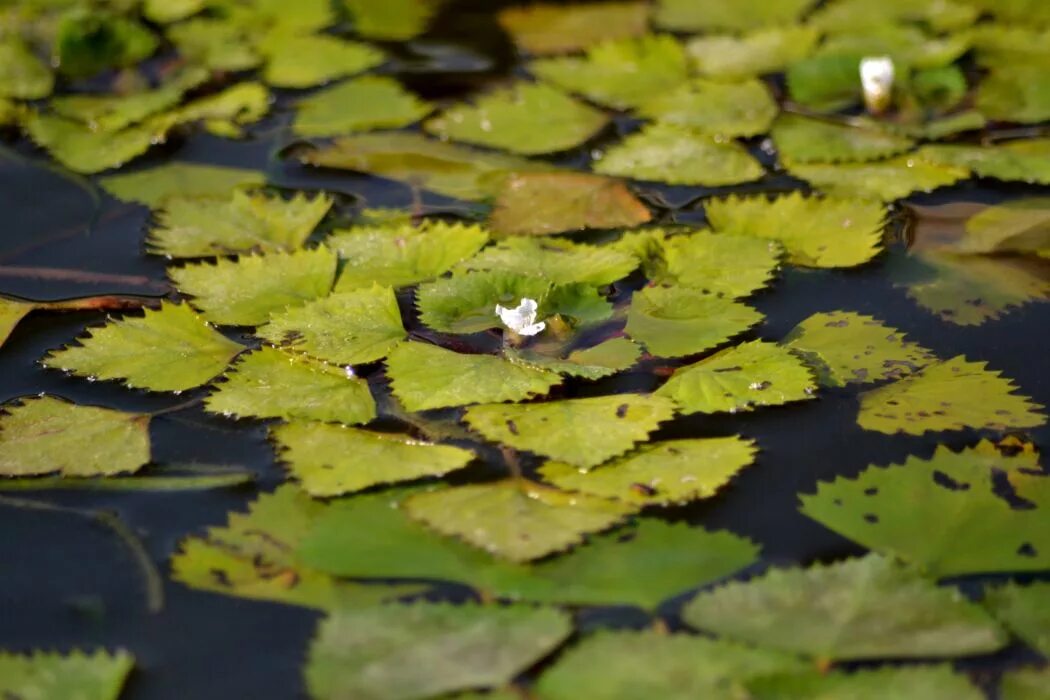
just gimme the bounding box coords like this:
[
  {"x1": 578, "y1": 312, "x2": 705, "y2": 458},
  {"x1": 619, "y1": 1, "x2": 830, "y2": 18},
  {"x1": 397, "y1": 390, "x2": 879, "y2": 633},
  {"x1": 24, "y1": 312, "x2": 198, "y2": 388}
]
[{"x1": 0, "y1": 0, "x2": 1048, "y2": 698}]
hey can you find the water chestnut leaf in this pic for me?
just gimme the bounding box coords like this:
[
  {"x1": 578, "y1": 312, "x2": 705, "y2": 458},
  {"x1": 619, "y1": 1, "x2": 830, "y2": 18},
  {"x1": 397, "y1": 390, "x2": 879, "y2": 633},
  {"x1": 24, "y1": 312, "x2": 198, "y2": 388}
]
[
  {"x1": 43, "y1": 302, "x2": 243, "y2": 392},
  {"x1": 54, "y1": 11, "x2": 157, "y2": 78},
  {"x1": 918, "y1": 140, "x2": 1050, "y2": 186},
  {"x1": 489, "y1": 172, "x2": 651, "y2": 236},
  {"x1": 786, "y1": 52, "x2": 868, "y2": 113},
  {"x1": 168, "y1": 81, "x2": 271, "y2": 138},
  {"x1": 205, "y1": 346, "x2": 376, "y2": 425},
  {"x1": 343, "y1": 0, "x2": 440, "y2": 40},
  {"x1": 535, "y1": 630, "x2": 810, "y2": 700},
  {"x1": 23, "y1": 111, "x2": 173, "y2": 175},
  {"x1": 498, "y1": 2, "x2": 649, "y2": 56},
  {"x1": 167, "y1": 19, "x2": 262, "y2": 72},
  {"x1": 657, "y1": 340, "x2": 816, "y2": 415},
  {"x1": 656, "y1": 230, "x2": 782, "y2": 297},
  {"x1": 416, "y1": 271, "x2": 549, "y2": 334},
  {"x1": 273, "y1": 422, "x2": 473, "y2": 496},
  {"x1": 983, "y1": 582, "x2": 1050, "y2": 657},
  {"x1": 539, "y1": 435, "x2": 757, "y2": 505},
  {"x1": 746, "y1": 666, "x2": 984, "y2": 700},
  {"x1": 505, "y1": 337, "x2": 641, "y2": 380},
  {"x1": 976, "y1": 66, "x2": 1050, "y2": 125},
  {"x1": 293, "y1": 76, "x2": 431, "y2": 137},
  {"x1": 305, "y1": 602, "x2": 571, "y2": 699},
  {"x1": 260, "y1": 33, "x2": 384, "y2": 89},
  {"x1": 654, "y1": 0, "x2": 816, "y2": 32},
  {"x1": 0, "y1": 38, "x2": 53, "y2": 99},
  {"x1": 386, "y1": 341, "x2": 561, "y2": 412},
  {"x1": 100, "y1": 162, "x2": 265, "y2": 206},
  {"x1": 170, "y1": 247, "x2": 337, "y2": 326},
  {"x1": 1001, "y1": 668, "x2": 1050, "y2": 700},
  {"x1": 783, "y1": 311, "x2": 935, "y2": 387},
  {"x1": 771, "y1": 114, "x2": 915, "y2": 164},
  {"x1": 785, "y1": 155, "x2": 968, "y2": 202},
  {"x1": 144, "y1": 0, "x2": 205, "y2": 23},
  {"x1": 682, "y1": 553, "x2": 1008, "y2": 660},
  {"x1": 529, "y1": 34, "x2": 688, "y2": 110},
  {"x1": 464, "y1": 394, "x2": 676, "y2": 469},
  {"x1": 686, "y1": 26, "x2": 819, "y2": 81},
  {"x1": 705, "y1": 192, "x2": 885, "y2": 268},
  {"x1": 0, "y1": 297, "x2": 35, "y2": 349},
  {"x1": 424, "y1": 82, "x2": 610, "y2": 156},
  {"x1": 638, "y1": 78, "x2": 777, "y2": 138},
  {"x1": 404, "y1": 480, "x2": 635, "y2": 561},
  {"x1": 259, "y1": 285, "x2": 405, "y2": 365},
  {"x1": 0, "y1": 649, "x2": 134, "y2": 700},
  {"x1": 626, "y1": 286, "x2": 763, "y2": 358},
  {"x1": 462, "y1": 237, "x2": 638, "y2": 286},
  {"x1": 808, "y1": 0, "x2": 977, "y2": 33},
  {"x1": 593, "y1": 124, "x2": 764, "y2": 187},
  {"x1": 801, "y1": 443, "x2": 1050, "y2": 577},
  {"x1": 856, "y1": 356, "x2": 1045, "y2": 435},
  {"x1": 0, "y1": 396, "x2": 149, "y2": 478},
  {"x1": 150, "y1": 190, "x2": 333, "y2": 258}
]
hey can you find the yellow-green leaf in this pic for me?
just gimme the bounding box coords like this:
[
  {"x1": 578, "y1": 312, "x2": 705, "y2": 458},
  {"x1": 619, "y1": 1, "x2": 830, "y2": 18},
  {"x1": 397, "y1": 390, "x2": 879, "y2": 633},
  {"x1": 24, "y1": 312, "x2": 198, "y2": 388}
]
[
  {"x1": 99, "y1": 163, "x2": 265, "y2": 206},
  {"x1": 0, "y1": 650, "x2": 133, "y2": 700},
  {"x1": 657, "y1": 229, "x2": 782, "y2": 296},
  {"x1": 293, "y1": 76, "x2": 431, "y2": 137},
  {"x1": 462, "y1": 237, "x2": 638, "y2": 286},
  {"x1": 654, "y1": 0, "x2": 816, "y2": 32},
  {"x1": 785, "y1": 155, "x2": 968, "y2": 202},
  {"x1": 498, "y1": 1, "x2": 649, "y2": 56},
  {"x1": 260, "y1": 33, "x2": 384, "y2": 89},
  {"x1": 626, "y1": 286, "x2": 763, "y2": 358},
  {"x1": 686, "y1": 26, "x2": 819, "y2": 81},
  {"x1": 772, "y1": 114, "x2": 915, "y2": 164},
  {"x1": 638, "y1": 78, "x2": 777, "y2": 137}
]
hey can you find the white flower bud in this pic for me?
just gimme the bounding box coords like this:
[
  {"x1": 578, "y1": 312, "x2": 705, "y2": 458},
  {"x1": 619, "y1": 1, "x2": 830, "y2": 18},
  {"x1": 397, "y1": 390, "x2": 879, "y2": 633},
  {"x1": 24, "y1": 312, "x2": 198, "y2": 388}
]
[{"x1": 860, "y1": 56, "x2": 895, "y2": 114}]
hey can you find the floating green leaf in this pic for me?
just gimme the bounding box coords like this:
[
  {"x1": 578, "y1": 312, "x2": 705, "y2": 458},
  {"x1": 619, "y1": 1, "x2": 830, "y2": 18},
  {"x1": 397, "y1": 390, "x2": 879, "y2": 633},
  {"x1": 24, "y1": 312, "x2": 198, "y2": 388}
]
[
  {"x1": 144, "y1": 0, "x2": 205, "y2": 23},
  {"x1": 259, "y1": 285, "x2": 405, "y2": 365},
  {"x1": 273, "y1": 422, "x2": 473, "y2": 496},
  {"x1": 424, "y1": 82, "x2": 609, "y2": 156},
  {"x1": 0, "y1": 297, "x2": 34, "y2": 349},
  {"x1": 306, "y1": 602, "x2": 571, "y2": 699},
  {"x1": 24, "y1": 111, "x2": 172, "y2": 174},
  {"x1": 505, "y1": 337, "x2": 641, "y2": 380},
  {"x1": 330, "y1": 219, "x2": 489, "y2": 292},
  {"x1": 786, "y1": 53, "x2": 865, "y2": 112},
  {"x1": 657, "y1": 340, "x2": 816, "y2": 415},
  {"x1": 977, "y1": 66, "x2": 1050, "y2": 125},
  {"x1": 293, "y1": 76, "x2": 431, "y2": 137},
  {"x1": 856, "y1": 356, "x2": 1045, "y2": 435},
  {"x1": 654, "y1": 0, "x2": 816, "y2": 32},
  {"x1": 302, "y1": 132, "x2": 552, "y2": 200},
  {"x1": 535, "y1": 631, "x2": 810, "y2": 700},
  {"x1": 657, "y1": 230, "x2": 782, "y2": 296},
  {"x1": 801, "y1": 443, "x2": 1050, "y2": 577},
  {"x1": 54, "y1": 10, "x2": 157, "y2": 78},
  {"x1": 405, "y1": 480, "x2": 635, "y2": 561},
  {"x1": 0, "y1": 650, "x2": 133, "y2": 700},
  {"x1": 0, "y1": 38, "x2": 53, "y2": 99},
  {"x1": 43, "y1": 302, "x2": 243, "y2": 392},
  {"x1": 984, "y1": 582, "x2": 1050, "y2": 656},
  {"x1": 686, "y1": 26, "x2": 819, "y2": 81},
  {"x1": 785, "y1": 156, "x2": 968, "y2": 202},
  {"x1": 463, "y1": 237, "x2": 638, "y2": 286},
  {"x1": 626, "y1": 286, "x2": 763, "y2": 358},
  {"x1": 919, "y1": 140, "x2": 1050, "y2": 186},
  {"x1": 416, "y1": 271, "x2": 548, "y2": 334},
  {"x1": 593, "y1": 124, "x2": 764, "y2": 186},
  {"x1": 205, "y1": 346, "x2": 376, "y2": 425},
  {"x1": 772, "y1": 114, "x2": 915, "y2": 164},
  {"x1": 638, "y1": 78, "x2": 777, "y2": 137},
  {"x1": 489, "y1": 173, "x2": 651, "y2": 236},
  {"x1": 386, "y1": 342, "x2": 561, "y2": 411},
  {"x1": 529, "y1": 34, "x2": 688, "y2": 110},
  {"x1": 497, "y1": 2, "x2": 649, "y2": 56},
  {"x1": 705, "y1": 192, "x2": 885, "y2": 268},
  {"x1": 0, "y1": 396, "x2": 149, "y2": 478},
  {"x1": 99, "y1": 163, "x2": 266, "y2": 206},
  {"x1": 808, "y1": 0, "x2": 977, "y2": 32},
  {"x1": 343, "y1": 0, "x2": 440, "y2": 40},
  {"x1": 172, "y1": 485, "x2": 418, "y2": 609},
  {"x1": 1001, "y1": 668, "x2": 1050, "y2": 700},
  {"x1": 746, "y1": 666, "x2": 983, "y2": 700},
  {"x1": 816, "y1": 25, "x2": 969, "y2": 71},
  {"x1": 168, "y1": 19, "x2": 262, "y2": 72},
  {"x1": 171, "y1": 247, "x2": 337, "y2": 326},
  {"x1": 260, "y1": 33, "x2": 384, "y2": 89},
  {"x1": 464, "y1": 394, "x2": 676, "y2": 469},
  {"x1": 782, "y1": 311, "x2": 934, "y2": 387},
  {"x1": 682, "y1": 554, "x2": 1007, "y2": 660},
  {"x1": 168, "y1": 81, "x2": 270, "y2": 138},
  {"x1": 150, "y1": 190, "x2": 332, "y2": 258},
  {"x1": 540, "y1": 436, "x2": 757, "y2": 505}
]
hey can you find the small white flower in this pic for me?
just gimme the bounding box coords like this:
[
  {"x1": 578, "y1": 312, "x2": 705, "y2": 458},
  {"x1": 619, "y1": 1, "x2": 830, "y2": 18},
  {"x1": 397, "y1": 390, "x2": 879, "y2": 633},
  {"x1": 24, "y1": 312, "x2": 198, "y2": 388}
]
[
  {"x1": 495, "y1": 298, "x2": 546, "y2": 336},
  {"x1": 860, "y1": 56, "x2": 895, "y2": 114}
]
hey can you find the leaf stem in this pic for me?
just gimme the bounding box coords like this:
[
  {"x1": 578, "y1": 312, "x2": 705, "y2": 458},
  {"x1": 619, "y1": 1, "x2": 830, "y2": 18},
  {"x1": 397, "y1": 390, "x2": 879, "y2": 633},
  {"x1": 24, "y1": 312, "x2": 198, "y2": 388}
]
[
  {"x1": 0, "y1": 472, "x2": 254, "y2": 492},
  {"x1": 0, "y1": 266, "x2": 169, "y2": 292}
]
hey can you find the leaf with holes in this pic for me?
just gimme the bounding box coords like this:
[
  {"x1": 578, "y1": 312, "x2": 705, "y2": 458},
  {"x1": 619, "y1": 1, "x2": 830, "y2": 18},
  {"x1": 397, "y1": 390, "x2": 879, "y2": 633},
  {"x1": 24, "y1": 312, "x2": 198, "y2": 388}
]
[
  {"x1": 462, "y1": 237, "x2": 638, "y2": 286},
  {"x1": 0, "y1": 396, "x2": 149, "y2": 478},
  {"x1": 783, "y1": 311, "x2": 935, "y2": 387},
  {"x1": 682, "y1": 554, "x2": 1007, "y2": 660},
  {"x1": 498, "y1": 1, "x2": 649, "y2": 56},
  {"x1": 205, "y1": 346, "x2": 375, "y2": 425},
  {"x1": 293, "y1": 76, "x2": 431, "y2": 137},
  {"x1": 150, "y1": 190, "x2": 332, "y2": 258},
  {"x1": 272, "y1": 421, "x2": 473, "y2": 496},
  {"x1": 464, "y1": 394, "x2": 676, "y2": 469},
  {"x1": 489, "y1": 173, "x2": 651, "y2": 236},
  {"x1": 172, "y1": 485, "x2": 420, "y2": 609},
  {"x1": 529, "y1": 34, "x2": 688, "y2": 110},
  {"x1": 259, "y1": 285, "x2": 405, "y2": 365},
  {"x1": 170, "y1": 247, "x2": 337, "y2": 326},
  {"x1": 0, "y1": 650, "x2": 133, "y2": 700},
  {"x1": 306, "y1": 602, "x2": 571, "y2": 699},
  {"x1": 424, "y1": 82, "x2": 609, "y2": 156},
  {"x1": 404, "y1": 480, "x2": 635, "y2": 561},
  {"x1": 626, "y1": 286, "x2": 763, "y2": 358},
  {"x1": 705, "y1": 193, "x2": 885, "y2": 268},
  {"x1": 594, "y1": 124, "x2": 764, "y2": 187},
  {"x1": 772, "y1": 114, "x2": 915, "y2": 164},
  {"x1": 984, "y1": 582, "x2": 1050, "y2": 656},
  {"x1": 657, "y1": 230, "x2": 782, "y2": 297},
  {"x1": 638, "y1": 78, "x2": 777, "y2": 137},
  {"x1": 259, "y1": 33, "x2": 384, "y2": 89},
  {"x1": 801, "y1": 443, "x2": 1050, "y2": 577},
  {"x1": 857, "y1": 356, "x2": 1045, "y2": 434},
  {"x1": 654, "y1": 0, "x2": 816, "y2": 32},
  {"x1": 540, "y1": 436, "x2": 756, "y2": 505},
  {"x1": 43, "y1": 302, "x2": 243, "y2": 392},
  {"x1": 99, "y1": 163, "x2": 265, "y2": 206},
  {"x1": 686, "y1": 26, "x2": 819, "y2": 81},
  {"x1": 387, "y1": 342, "x2": 561, "y2": 412},
  {"x1": 505, "y1": 337, "x2": 641, "y2": 380},
  {"x1": 745, "y1": 666, "x2": 983, "y2": 700},
  {"x1": 785, "y1": 156, "x2": 968, "y2": 202},
  {"x1": 330, "y1": 219, "x2": 489, "y2": 292},
  {"x1": 657, "y1": 340, "x2": 816, "y2": 415}
]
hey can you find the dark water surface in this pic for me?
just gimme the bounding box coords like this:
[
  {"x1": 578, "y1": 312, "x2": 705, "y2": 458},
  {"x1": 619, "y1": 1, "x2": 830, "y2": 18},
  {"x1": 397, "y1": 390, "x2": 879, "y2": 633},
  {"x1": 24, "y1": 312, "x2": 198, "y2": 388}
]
[{"x1": 1, "y1": 2, "x2": 1049, "y2": 698}]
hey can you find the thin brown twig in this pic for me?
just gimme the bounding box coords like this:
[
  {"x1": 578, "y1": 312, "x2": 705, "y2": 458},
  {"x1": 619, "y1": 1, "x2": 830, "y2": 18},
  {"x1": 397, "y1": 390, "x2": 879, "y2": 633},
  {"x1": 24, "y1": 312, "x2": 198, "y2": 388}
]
[{"x1": 0, "y1": 266, "x2": 169, "y2": 292}]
